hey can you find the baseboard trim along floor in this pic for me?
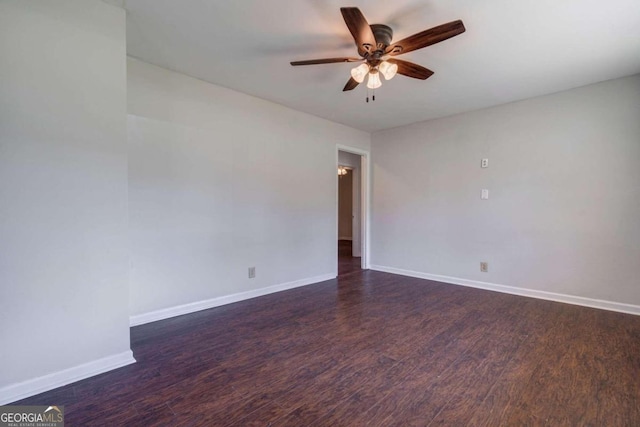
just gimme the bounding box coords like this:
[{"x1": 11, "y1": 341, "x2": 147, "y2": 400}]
[
  {"x1": 129, "y1": 273, "x2": 337, "y2": 327},
  {"x1": 0, "y1": 350, "x2": 136, "y2": 405},
  {"x1": 370, "y1": 265, "x2": 640, "y2": 316}
]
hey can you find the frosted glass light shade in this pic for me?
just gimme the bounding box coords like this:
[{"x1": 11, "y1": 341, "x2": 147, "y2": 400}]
[
  {"x1": 367, "y1": 71, "x2": 382, "y2": 89},
  {"x1": 379, "y1": 61, "x2": 398, "y2": 80},
  {"x1": 350, "y1": 63, "x2": 369, "y2": 83}
]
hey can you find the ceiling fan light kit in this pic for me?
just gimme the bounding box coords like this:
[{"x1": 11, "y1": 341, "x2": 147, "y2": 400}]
[
  {"x1": 290, "y1": 7, "x2": 465, "y2": 101},
  {"x1": 378, "y1": 61, "x2": 398, "y2": 80},
  {"x1": 367, "y1": 70, "x2": 382, "y2": 89},
  {"x1": 350, "y1": 63, "x2": 369, "y2": 83}
]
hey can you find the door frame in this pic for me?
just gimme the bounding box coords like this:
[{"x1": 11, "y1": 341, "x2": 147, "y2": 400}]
[{"x1": 336, "y1": 145, "x2": 370, "y2": 270}]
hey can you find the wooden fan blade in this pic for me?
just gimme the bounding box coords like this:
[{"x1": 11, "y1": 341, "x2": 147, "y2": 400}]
[
  {"x1": 291, "y1": 57, "x2": 361, "y2": 66},
  {"x1": 340, "y1": 7, "x2": 376, "y2": 57},
  {"x1": 387, "y1": 59, "x2": 434, "y2": 80},
  {"x1": 343, "y1": 77, "x2": 360, "y2": 91},
  {"x1": 386, "y1": 20, "x2": 465, "y2": 56}
]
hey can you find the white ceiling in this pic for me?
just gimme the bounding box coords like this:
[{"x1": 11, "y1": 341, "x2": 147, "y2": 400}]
[{"x1": 123, "y1": 0, "x2": 640, "y2": 132}]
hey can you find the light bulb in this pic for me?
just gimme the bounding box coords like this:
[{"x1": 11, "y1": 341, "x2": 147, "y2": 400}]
[
  {"x1": 379, "y1": 61, "x2": 398, "y2": 80},
  {"x1": 367, "y1": 71, "x2": 382, "y2": 89},
  {"x1": 350, "y1": 63, "x2": 369, "y2": 83}
]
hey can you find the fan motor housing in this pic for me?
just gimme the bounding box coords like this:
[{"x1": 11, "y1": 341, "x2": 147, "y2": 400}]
[{"x1": 370, "y1": 24, "x2": 393, "y2": 51}]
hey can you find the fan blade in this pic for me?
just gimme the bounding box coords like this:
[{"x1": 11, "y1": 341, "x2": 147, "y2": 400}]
[
  {"x1": 386, "y1": 20, "x2": 465, "y2": 56},
  {"x1": 290, "y1": 57, "x2": 361, "y2": 66},
  {"x1": 343, "y1": 77, "x2": 360, "y2": 91},
  {"x1": 387, "y1": 59, "x2": 434, "y2": 80},
  {"x1": 340, "y1": 7, "x2": 377, "y2": 57}
]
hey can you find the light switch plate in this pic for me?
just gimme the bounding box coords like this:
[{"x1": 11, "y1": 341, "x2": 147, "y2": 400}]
[{"x1": 481, "y1": 189, "x2": 489, "y2": 200}]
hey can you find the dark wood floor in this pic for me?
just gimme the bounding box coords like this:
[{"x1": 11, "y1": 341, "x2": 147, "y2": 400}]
[
  {"x1": 14, "y1": 270, "x2": 640, "y2": 426},
  {"x1": 338, "y1": 239, "x2": 361, "y2": 276}
]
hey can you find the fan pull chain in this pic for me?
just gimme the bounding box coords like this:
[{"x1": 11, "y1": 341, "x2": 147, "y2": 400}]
[{"x1": 366, "y1": 87, "x2": 377, "y2": 103}]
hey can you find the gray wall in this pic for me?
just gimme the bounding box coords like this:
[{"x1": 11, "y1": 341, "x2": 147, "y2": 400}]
[
  {"x1": 371, "y1": 75, "x2": 640, "y2": 306},
  {"x1": 0, "y1": 0, "x2": 132, "y2": 401},
  {"x1": 127, "y1": 58, "x2": 370, "y2": 319}
]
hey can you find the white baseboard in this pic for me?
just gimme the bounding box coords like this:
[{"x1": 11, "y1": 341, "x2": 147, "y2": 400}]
[
  {"x1": 370, "y1": 265, "x2": 640, "y2": 316},
  {"x1": 130, "y1": 273, "x2": 337, "y2": 327},
  {"x1": 0, "y1": 350, "x2": 136, "y2": 405}
]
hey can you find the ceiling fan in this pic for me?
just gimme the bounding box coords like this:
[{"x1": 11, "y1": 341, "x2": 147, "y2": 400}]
[{"x1": 290, "y1": 7, "x2": 465, "y2": 97}]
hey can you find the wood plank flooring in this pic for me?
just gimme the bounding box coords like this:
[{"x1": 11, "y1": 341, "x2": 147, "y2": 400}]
[
  {"x1": 14, "y1": 270, "x2": 640, "y2": 426},
  {"x1": 338, "y1": 239, "x2": 361, "y2": 276}
]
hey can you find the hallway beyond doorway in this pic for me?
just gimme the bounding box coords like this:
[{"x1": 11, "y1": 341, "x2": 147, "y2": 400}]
[{"x1": 338, "y1": 240, "x2": 361, "y2": 276}]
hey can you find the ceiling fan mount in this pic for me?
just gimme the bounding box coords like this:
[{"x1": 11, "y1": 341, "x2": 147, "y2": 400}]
[
  {"x1": 290, "y1": 7, "x2": 465, "y2": 94},
  {"x1": 369, "y1": 24, "x2": 394, "y2": 53}
]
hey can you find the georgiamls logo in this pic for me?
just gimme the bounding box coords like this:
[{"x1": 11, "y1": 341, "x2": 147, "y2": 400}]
[{"x1": 0, "y1": 405, "x2": 64, "y2": 426}]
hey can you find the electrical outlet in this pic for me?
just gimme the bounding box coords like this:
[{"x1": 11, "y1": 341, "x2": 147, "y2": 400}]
[
  {"x1": 480, "y1": 262, "x2": 488, "y2": 272},
  {"x1": 248, "y1": 267, "x2": 256, "y2": 278},
  {"x1": 481, "y1": 158, "x2": 489, "y2": 168}
]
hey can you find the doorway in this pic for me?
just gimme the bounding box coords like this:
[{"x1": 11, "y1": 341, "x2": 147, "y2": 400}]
[{"x1": 337, "y1": 147, "x2": 369, "y2": 275}]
